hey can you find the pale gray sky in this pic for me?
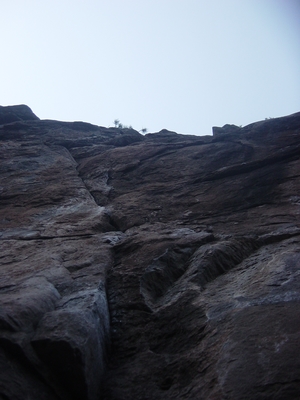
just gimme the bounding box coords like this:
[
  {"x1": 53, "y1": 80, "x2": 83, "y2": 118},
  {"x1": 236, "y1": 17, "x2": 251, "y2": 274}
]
[{"x1": 1, "y1": 0, "x2": 299, "y2": 135}]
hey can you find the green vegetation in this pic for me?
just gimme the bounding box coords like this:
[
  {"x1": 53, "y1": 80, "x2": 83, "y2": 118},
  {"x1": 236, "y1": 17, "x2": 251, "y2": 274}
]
[
  {"x1": 113, "y1": 119, "x2": 132, "y2": 129},
  {"x1": 113, "y1": 119, "x2": 148, "y2": 134}
]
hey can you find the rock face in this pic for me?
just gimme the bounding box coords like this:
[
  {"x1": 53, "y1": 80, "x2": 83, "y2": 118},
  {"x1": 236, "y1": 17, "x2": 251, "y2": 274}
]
[
  {"x1": 0, "y1": 104, "x2": 39, "y2": 125},
  {"x1": 0, "y1": 106, "x2": 300, "y2": 399}
]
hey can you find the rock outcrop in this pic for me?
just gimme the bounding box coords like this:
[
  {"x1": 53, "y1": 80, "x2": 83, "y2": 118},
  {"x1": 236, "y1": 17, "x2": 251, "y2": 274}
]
[
  {"x1": 0, "y1": 104, "x2": 39, "y2": 125},
  {"x1": 1, "y1": 105, "x2": 300, "y2": 399}
]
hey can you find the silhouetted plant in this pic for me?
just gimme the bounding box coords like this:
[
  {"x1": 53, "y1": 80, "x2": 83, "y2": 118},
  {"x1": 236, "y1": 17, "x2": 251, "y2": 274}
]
[{"x1": 113, "y1": 119, "x2": 147, "y2": 132}]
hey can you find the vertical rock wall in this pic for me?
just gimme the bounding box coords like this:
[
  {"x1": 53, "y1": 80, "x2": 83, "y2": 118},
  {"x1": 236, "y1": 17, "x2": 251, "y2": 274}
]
[{"x1": 1, "y1": 106, "x2": 300, "y2": 399}]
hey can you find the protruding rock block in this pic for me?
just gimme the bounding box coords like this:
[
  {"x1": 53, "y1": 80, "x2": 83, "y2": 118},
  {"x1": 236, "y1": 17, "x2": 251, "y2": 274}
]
[
  {"x1": 32, "y1": 288, "x2": 110, "y2": 400},
  {"x1": 0, "y1": 104, "x2": 39, "y2": 124}
]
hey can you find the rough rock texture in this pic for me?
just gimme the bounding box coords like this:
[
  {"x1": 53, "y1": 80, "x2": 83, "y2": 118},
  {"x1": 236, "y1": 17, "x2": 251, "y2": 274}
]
[
  {"x1": 1, "y1": 106, "x2": 300, "y2": 399},
  {"x1": 0, "y1": 104, "x2": 39, "y2": 125}
]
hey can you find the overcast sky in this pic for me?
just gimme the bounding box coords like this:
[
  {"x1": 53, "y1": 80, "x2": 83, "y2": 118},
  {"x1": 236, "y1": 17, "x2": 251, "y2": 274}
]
[{"x1": 1, "y1": 0, "x2": 299, "y2": 135}]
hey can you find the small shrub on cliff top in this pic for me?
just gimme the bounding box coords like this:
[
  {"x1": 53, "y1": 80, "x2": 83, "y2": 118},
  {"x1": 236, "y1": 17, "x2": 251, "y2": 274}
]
[
  {"x1": 113, "y1": 119, "x2": 132, "y2": 129},
  {"x1": 113, "y1": 119, "x2": 147, "y2": 134}
]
